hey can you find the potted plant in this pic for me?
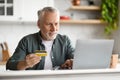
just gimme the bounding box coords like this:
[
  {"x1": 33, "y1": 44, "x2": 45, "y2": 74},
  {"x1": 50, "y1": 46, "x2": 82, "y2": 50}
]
[{"x1": 101, "y1": 0, "x2": 119, "y2": 35}]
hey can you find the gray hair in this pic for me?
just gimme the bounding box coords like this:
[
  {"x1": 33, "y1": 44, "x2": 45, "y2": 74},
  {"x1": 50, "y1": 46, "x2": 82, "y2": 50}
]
[{"x1": 37, "y1": 7, "x2": 59, "y2": 21}]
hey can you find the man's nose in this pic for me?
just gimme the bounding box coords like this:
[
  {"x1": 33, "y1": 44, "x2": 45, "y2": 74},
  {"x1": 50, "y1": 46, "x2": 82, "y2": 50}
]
[{"x1": 51, "y1": 24, "x2": 56, "y2": 31}]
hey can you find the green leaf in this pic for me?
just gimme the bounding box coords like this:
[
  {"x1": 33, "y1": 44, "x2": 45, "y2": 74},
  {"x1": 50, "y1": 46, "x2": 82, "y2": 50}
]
[{"x1": 101, "y1": 0, "x2": 119, "y2": 35}]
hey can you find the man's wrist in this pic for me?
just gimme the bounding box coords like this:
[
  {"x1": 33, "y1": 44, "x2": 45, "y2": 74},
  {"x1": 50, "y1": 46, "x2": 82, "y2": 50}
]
[{"x1": 17, "y1": 61, "x2": 29, "y2": 70}]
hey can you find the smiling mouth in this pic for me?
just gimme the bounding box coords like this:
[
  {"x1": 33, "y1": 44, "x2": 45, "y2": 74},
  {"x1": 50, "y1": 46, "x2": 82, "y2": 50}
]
[{"x1": 50, "y1": 32, "x2": 57, "y2": 35}]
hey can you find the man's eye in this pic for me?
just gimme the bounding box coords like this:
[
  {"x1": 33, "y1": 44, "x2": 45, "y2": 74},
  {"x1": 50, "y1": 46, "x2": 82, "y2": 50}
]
[
  {"x1": 55, "y1": 23, "x2": 58, "y2": 26},
  {"x1": 46, "y1": 23, "x2": 51, "y2": 25}
]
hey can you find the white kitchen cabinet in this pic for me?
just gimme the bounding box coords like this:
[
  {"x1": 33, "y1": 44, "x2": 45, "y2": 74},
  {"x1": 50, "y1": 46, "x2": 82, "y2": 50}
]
[
  {"x1": 21, "y1": 0, "x2": 54, "y2": 22},
  {"x1": 0, "y1": 0, "x2": 54, "y2": 22},
  {"x1": 0, "y1": 0, "x2": 22, "y2": 22}
]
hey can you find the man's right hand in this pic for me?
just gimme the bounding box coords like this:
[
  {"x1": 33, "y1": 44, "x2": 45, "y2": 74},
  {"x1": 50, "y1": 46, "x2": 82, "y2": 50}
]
[
  {"x1": 25, "y1": 54, "x2": 41, "y2": 68},
  {"x1": 17, "y1": 54, "x2": 41, "y2": 70}
]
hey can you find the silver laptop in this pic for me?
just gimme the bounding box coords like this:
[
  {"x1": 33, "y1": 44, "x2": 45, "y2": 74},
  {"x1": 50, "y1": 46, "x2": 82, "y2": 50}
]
[{"x1": 73, "y1": 39, "x2": 114, "y2": 69}]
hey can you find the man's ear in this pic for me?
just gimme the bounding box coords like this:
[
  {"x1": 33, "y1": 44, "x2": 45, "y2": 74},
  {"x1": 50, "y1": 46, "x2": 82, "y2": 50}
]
[
  {"x1": 37, "y1": 20, "x2": 40, "y2": 27},
  {"x1": 37, "y1": 20, "x2": 41, "y2": 29}
]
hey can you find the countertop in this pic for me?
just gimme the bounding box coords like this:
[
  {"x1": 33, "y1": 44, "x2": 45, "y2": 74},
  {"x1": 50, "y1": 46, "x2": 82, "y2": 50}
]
[{"x1": 1, "y1": 69, "x2": 120, "y2": 80}]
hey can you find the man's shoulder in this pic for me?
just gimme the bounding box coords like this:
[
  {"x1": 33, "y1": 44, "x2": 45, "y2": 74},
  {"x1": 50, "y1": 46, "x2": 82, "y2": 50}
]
[
  {"x1": 56, "y1": 34, "x2": 70, "y2": 42},
  {"x1": 57, "y1": 34, "x2": 69, "y2": 39},
  {"x1": 21, "y1": 32, "x2": 39, "y2": 41}
]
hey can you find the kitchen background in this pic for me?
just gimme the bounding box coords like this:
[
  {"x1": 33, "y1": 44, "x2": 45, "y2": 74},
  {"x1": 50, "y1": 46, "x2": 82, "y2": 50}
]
[{"x1": 0, "y1": 0, "x2": 120, "y2": 60}]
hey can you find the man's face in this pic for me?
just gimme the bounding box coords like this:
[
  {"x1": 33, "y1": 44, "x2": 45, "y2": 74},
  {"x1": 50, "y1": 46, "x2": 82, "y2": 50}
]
[{"x1": 38, "y1": 12, "x2": 60, "y2": 41}]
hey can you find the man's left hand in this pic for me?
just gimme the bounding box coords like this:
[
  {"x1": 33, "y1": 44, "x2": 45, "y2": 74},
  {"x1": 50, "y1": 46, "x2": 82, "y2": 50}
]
[{"x1": 60, "y1": 59, "x2": 73, "y2": 69}]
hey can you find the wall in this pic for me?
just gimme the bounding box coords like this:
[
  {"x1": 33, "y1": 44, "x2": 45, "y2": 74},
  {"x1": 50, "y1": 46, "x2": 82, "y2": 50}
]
[
  {"x1": 0, "y1": 23, "x2": 39, "y2": 56},
  {"x1": 112, "y1": 0, "x2": 120, "y2": 55},
  {"x1": 0, "y1": 0, "x2": 120, "y2": 57},
  {"x1": 55, "y1": 0, "x2": 105, "y2": 46},
  {"x1": 55, "y1": 0, "x2": 120, "y2": 54}
]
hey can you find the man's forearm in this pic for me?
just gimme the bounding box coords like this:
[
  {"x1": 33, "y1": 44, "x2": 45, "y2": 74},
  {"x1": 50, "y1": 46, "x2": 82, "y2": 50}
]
[{"x1": 17, "y1": 61, "x2": 29, "y2": 70}]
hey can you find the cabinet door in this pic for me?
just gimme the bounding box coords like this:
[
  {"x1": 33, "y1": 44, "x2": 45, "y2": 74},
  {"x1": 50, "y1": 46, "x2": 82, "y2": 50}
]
[
  {"x1": 0, "y1": 0, "x2": 22, "y2": 21},
  {"x1": 21, "y1": 0, "x2": 54, "y2": 22}
]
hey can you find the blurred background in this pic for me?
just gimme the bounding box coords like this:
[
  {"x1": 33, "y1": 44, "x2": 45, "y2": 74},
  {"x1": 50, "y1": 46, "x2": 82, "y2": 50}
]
[{"x1": 0, "y1": 0, "x2": 120, "y2": 59}]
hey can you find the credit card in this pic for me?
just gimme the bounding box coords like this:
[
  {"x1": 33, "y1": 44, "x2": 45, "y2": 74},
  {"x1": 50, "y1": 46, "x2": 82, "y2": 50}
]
[{"x1": 35, "y1": 50, "x2": 47, "y2": 57}]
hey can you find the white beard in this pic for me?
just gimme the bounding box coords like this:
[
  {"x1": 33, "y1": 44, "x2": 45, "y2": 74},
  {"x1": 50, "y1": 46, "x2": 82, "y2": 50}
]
[{"x1": 46, "y1": 32, "x2": 58, "y2": 40}]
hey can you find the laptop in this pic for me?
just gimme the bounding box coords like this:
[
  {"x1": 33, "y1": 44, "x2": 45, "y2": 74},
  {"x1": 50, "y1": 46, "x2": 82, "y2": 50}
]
[{"x1": 72, "y1": 39, "x2": 114, "y2": 69}]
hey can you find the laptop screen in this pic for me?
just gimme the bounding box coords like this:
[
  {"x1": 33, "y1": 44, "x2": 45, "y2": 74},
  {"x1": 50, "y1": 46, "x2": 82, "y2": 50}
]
[{"x1": 73, "y1": 39, "x2": 114, "y2": 69}]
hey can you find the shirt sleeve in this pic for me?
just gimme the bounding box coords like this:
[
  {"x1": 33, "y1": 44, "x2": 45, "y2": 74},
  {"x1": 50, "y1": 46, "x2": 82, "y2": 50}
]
[
  {"x1": 65, "y1": 35, "x2": 75, "y2": 59},
  {"x1": 6, "y1": 37, "x2": 28, "y2": 70}
]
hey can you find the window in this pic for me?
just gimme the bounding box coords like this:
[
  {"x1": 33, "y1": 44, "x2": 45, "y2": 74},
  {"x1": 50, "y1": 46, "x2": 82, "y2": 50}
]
[{"x1": 0, "y1": 0, "x2": 13, "y2": 16}]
